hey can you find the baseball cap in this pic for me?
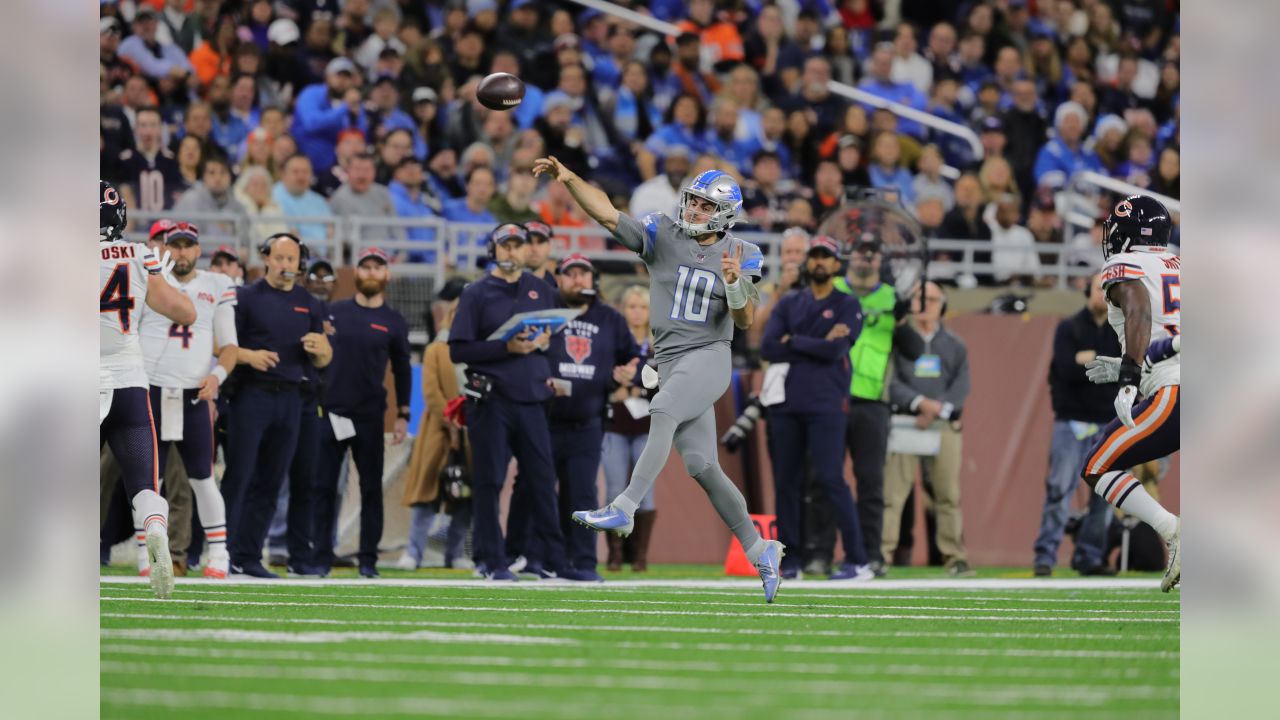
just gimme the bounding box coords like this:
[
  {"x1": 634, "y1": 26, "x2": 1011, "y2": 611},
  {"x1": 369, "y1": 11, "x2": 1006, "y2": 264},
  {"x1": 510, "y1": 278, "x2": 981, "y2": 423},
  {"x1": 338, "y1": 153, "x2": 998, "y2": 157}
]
[
  {"x1": 100, "y1": 17, "x2": 121, "y2": 34},
  {"x1": 837, "y1": 134, "x2": 863, "y2": 151},
  {"x1": 326, "y1": 57, "x2": 358, "y2": 77},
  {"x1": 412, "y1": 86, "x2": 439, "y2": 104},
  {"x1": 212, "y1": 245, "x2": 241, "y2": 263},
  {"x1": 164, "y1": 222, "x2": 200, "y2": 245},
  {"x1": 268, "y1": 18, "x2": 300, "y2": 46},
  {"x1": 808, "y1": 235, "x2": 840, "y2": 257},
  {"x1": 558, "y1": 253, "x2": 594, "y2": 274},
  {"x1": 357, "y1": 247, "x2": 390, "y2": 265},
  {"x1": 980, "y1": 115, "x2": 1005, "y2": 133},
  {"x1": 134, "y1": 7, "x2": 159, "y2": 21},
  {"x1": 541, "y1": 90, "x2": 574, "y2": 115},
  {"x1": 853, "y1": 232, "x2": 882, "y2": 254},
  {"x1": 148, "y1": 219, "x2": 176, "y2": 241},
  {"x1": 554, "y1": 33, "x2": 581, "y2": 51},
  {"x1": 492, "y1": 223, "x2": 528, "y2": 244},
  {"x1": 371, "y1": 74, "x2": 398, "y2": 89},
  {"x1": 308, "y1": 259, "x2": 335, "y2": 276},
  {"x1": 523, "y1": 221, "x2": 552, "y2": 241},
  {"x1": 665, "y1": 143, "x2": 693, "y2": 160}
]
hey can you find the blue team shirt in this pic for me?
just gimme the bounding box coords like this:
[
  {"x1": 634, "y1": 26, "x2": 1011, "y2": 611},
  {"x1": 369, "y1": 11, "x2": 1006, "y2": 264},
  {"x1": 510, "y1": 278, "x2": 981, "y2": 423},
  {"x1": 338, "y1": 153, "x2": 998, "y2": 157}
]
[
  {"x1": 449, "y1": 272, "x2": 558, "y2": 403},
  {"x1": 547, "y1": 299, "x2": 641, "y2": 424},
  {"x1": 234, "y1": 279, "x2": 326, "y2": 385},
  {"x1": 759, "y1": 287, "x2": 864, "y2": 415}
]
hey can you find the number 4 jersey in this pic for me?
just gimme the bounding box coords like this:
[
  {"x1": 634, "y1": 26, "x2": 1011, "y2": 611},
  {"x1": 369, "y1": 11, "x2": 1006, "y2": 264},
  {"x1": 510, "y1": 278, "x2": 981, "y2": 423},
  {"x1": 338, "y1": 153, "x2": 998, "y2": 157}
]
[
  {"x1": 139, "y1": 269, "x2": 238, "y2": 389},
  {"x1": 1100, "y1": 247, "x2": 1180, "y2": 396},
  {"x1": 628, "y1": 213, "x2": 763, "y2": 363},
  {"x1": 100, "y1": 240, "x2": 160, "y2": 390}
]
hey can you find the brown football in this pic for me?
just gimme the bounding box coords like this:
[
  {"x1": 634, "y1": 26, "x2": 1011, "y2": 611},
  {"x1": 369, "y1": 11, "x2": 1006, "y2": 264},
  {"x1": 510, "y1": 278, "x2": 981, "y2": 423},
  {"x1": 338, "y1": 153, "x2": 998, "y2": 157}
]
[{"x1": 476, "y1": 72, "x2": 525, "y2": 111}]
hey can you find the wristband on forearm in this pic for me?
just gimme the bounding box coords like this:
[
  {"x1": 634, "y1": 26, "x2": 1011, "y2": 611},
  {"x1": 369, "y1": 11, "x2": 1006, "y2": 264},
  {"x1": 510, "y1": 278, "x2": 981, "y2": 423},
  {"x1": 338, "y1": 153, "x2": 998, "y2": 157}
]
[
  {"x1": 211, "y1": 366, "x2": 228, "y2": 384},
  {"x1": 1118, "y1": 356, "x2": 1142, "y2": 387},
  {"x1": 725, "y1": 278, "x2": 749, "y2": 309}
]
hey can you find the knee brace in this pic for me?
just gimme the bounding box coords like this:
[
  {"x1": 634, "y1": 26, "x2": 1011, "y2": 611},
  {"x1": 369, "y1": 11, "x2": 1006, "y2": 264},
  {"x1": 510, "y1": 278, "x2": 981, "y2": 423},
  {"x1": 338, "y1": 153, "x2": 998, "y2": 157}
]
[{"x1": 682, "y1": 452, "x2": 713, "y2": 480}]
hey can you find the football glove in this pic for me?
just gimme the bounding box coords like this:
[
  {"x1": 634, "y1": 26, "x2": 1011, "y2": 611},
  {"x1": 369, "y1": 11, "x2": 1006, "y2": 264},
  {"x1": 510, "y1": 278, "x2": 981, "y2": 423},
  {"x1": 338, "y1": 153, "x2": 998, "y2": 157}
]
[
  {"x1": 1085, "y1": 355, "x2": 1120, "y2": 384},
  {"x1": 641, "y1": 363, "x2": 659, "y2": 390},
  {"x1": 1113, "y1": 356, "x2": 1142, "y2": 429}
]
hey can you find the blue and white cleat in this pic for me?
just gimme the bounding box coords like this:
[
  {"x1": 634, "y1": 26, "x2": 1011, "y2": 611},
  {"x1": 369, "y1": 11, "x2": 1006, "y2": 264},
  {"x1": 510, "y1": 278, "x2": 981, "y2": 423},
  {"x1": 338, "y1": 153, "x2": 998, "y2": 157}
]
[
  {"x1": 754, "y1": 540, "x2": 785, "y2": 603},
  {"x1": 571, "y1": 505, "x2": 634, "y2": 537}
]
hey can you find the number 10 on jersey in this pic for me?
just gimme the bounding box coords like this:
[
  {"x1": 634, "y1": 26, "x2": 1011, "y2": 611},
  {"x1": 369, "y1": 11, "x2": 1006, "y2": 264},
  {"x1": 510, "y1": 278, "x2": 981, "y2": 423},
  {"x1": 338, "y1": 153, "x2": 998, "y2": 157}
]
[{"x1": 670, "y1": 266, "x2": 717, "y2": 323}]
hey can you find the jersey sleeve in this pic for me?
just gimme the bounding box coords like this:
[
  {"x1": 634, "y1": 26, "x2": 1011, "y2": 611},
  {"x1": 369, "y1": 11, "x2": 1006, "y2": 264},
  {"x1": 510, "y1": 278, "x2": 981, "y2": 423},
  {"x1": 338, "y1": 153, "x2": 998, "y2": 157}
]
[
  {"x1": 213, "y1": 278, "x2": 238, "y2": 350},
  {"x1": 612, "y1": 212, "x2": 660, "y2": 259},
  {"x1": 739, "y1": 240, "x2": 764, "y2": 280},
  {"x1": 1100, "y1": 255, "x2": 1145, "y2": 290}
]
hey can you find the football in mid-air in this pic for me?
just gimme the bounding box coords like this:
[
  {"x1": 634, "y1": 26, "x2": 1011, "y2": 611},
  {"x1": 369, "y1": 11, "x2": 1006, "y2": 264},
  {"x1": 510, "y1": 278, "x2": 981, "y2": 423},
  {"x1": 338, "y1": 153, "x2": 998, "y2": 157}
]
[{"x1": 477, "y1": 72, "x2": 525, "y2": 111}]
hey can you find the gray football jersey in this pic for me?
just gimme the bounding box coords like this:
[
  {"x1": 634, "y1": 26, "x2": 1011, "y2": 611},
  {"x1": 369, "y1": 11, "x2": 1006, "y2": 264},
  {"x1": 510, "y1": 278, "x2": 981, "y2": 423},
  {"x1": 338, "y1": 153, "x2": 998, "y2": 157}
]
[{"x1": 613, "y1": 212, "x2": 763, "y2": 363}]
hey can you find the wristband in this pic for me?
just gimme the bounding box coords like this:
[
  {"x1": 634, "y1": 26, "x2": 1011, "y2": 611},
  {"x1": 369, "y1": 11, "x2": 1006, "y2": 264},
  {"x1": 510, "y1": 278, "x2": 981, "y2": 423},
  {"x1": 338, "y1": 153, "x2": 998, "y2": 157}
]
[
  {"x1": 210, "y1": 366, "x2": 228, "y2": 384},
  {"x1": 940, "y1": 402, "x2": 955, "y2": 421},
  {"x1": 1118, "y1": 356, "x2": 1142, "y2": 387},
  {"x1": 725, "y1": 278, "x2": 749, "y2": 309}
]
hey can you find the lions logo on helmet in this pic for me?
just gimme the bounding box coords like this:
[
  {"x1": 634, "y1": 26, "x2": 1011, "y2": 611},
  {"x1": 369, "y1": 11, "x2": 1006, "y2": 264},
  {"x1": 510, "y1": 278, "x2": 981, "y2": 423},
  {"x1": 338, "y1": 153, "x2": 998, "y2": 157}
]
[
  {"x1": 675, "y1": 170, "x2": 743, "y2": 235},
  {"x1": 1101, "y1": 194, "x2": 1172, "y2": 260},
  {"x1": 100, "y1": 179, "x2": 127, "y2": 242}
]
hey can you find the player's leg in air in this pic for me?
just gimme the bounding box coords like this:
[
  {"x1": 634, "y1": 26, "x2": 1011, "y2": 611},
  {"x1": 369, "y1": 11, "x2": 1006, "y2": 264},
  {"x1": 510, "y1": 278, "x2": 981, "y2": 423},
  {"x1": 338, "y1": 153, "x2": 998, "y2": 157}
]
[
  {"x1": 574, "y1": 344, "x2": 784, "y2": 602},
  {"x1": 101, "y1": 387, "x2": 174, "y2": 599},
  {"x1": 1079, "y1": 385, "x2": 1180, "y2": 591}
]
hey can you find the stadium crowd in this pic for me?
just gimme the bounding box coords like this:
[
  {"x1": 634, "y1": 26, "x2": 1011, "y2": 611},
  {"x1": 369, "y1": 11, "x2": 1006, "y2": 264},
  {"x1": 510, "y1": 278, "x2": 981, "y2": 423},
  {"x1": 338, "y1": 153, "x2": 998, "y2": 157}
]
[{"x1": 99, "y1": 0, "x2": 1179, "y2": 579}]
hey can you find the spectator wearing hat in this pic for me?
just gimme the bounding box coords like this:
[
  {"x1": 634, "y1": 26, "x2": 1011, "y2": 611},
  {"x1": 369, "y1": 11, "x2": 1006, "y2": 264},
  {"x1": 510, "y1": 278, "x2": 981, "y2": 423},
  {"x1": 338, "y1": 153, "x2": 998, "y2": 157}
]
[
  {"x1": 312, "y1": 248, "x2": 412, "y2": 578},
  {"x1": 292, "y1": 57, "x2": 369, "y2": 173},
  {"x1": 100, "y1": 16, "x2": 133, "y2": 93},
  {"x1": 388, "y1": 156, "x2": 444, "y2": 264},
  {"x1": 209, "y1": 245, "x2": 245, "y2": 286},
  {"x1": 173, "y1": 155, "x2": 249, "y2": 240},
  {"x1": 1091, "y1": 114, "x2": 1130, "y2": 176},
  {"x1": 449, "y1": 224, "x2": 569, "y2": 581},
  {"x1": 234, "y1": 165, "x2": 290, "y2": 239},
  {"x1": 535, "y1": 92, "x2": 591, "y2": 179},
  {"x1": 1033, "y1": 101, "x2": 1102, "y2": 189},
  {"x1": 834, "y1": 134, "x2": 871, "y2": 190},
  {"x1": 976, "y1": 115, "x2": 1009, "y2": 170},
  {"x1": 365, "y1": 75, "x2": 417, "y2": 142},
  {"x1": 272, "y1": 154, "x2": 335, "y2": 246},
  {"x1": 265, "y1": 18, "x2": 310, "y2": 102},
  {"x1": 400, "y1": 278, "x2": 472, "y2": 570},
  {"x1": 329, "y1": 152, "x2": 407, "y2": 249},
  {"x1": 118, "y1": 8, "x2": 195, "y2": 86},
  {"x1": 761, "y1": 235, "x2": 873, "y2": 581},
  {"x1": 411, "y1": 86, "x2": 443, "y2": 156}
]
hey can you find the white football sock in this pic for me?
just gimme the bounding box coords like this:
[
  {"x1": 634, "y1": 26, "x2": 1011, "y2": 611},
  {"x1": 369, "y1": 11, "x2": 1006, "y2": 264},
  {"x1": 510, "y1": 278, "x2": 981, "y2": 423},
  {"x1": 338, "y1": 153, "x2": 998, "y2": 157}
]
[
  {"x1": 1095, "y1": 471, "x2": 1179, "y2": 540},
  {"x1": 131, "y1": 489, "x2": 169, "y2": 532},
  {"x1": 188, "y1": 476, "x2": 228, "y2": 558}
]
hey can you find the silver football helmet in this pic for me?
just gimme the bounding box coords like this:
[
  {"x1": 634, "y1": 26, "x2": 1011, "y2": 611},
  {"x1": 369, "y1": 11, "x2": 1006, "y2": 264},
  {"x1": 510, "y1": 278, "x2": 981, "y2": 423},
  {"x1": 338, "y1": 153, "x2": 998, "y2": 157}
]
[{"x1": 675, "y1": 170, "x2": 743, "y2": 235}]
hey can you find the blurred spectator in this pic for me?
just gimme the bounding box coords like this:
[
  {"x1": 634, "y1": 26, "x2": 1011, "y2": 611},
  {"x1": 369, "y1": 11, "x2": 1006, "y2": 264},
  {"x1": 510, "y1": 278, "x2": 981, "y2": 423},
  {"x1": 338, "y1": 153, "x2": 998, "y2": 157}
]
[
  {"x1": 118, "y1": 106, "x2": 183, "y2": 212},
  {"x1": 912, "y1": 144, "x2": 953, "y2": 210},
  {"x1": 207, "y1": 76, "x2": 250, "y2": 160},
  {"x1": 477, "y1": 109, "x2": 519, "y2": 175},
  {"x1": 835, "y1": 135, "x2": 871, "y2": 189},
  {"x1": 329, "y1": 153, "x2": 406, "y2": 247},
  {"x1": 941, "y1": 173, "x2": 991, "y2": 241},
  {"x1": 175, "y1": 135, "x2": 204, "y2": 193},
  {"x1": 241, "y1": 0, "x2": 274, "y2": 52},
  {"x1": 630, "y1": 145, "x2": 689, "y2": 220},
  {"x1": 388, "y1": 157, "x2": 443, "y2": 264},
  {"x1": 172, "y1": 155, "x2": 249, "y2": 238},
  {"x1": 270, "y1": 134, "x2": 299, "y2": 179},
  {"x1": 488, "y1": 158, "x2": 540, "y2": 225},
  {"x1": 189, "y1": 12, "x2": 239, "y2": 88},
  {"x1": 868, "y1": 133, "x2": 915, "y2": 205},
  {"x1": 1025, "y1": 26, "x2": 1066, "y2": 101},
  {"x1": 355, "y1": 7, "x2": 406, "y2": 73},
  {"x1": 870, "y1": 108, "x2": 923, "y2": 170},
  {"x1": 926, "y1": 77, "x2": 971, "y2": 167},
  {"x1": 923, "y1": 22, "x2": 961, "y2": 81},
  {"x1": 272, "y1": 154, "x2": 335, "y2": 245},
  {"x1": 426, "y1": 147, "x2": 464, "y2": 200},
  {"x1": 823, "y1": 25, "x2": 858, "y2": 86},
  {"x1": 534, "y1": 173, "x2": 591, "y2": 238},
  {"x1": 101, "y1": 17, "x2": 132, "y2": 93},
  {"x1": 365, "y1": 76, "x2": 416, "y2": 144},
  {"x1": 1064, "y1": 37, "x2": 1097, "y2": 87},
  {"x1": 118, "y1": 8, "x2": 195, "y2": 88},
  {"x1": 785, "y1": 196, "x2": 817, "y2": 232},
  {"x1": 891, "y1": 22, "x2": 933, "y2": 94},
  {"x1": 743, "y1": 3, "x2": 806, "y2": 98},
  {"x1": 704, "y1": 97, "x2": 760, "y2": 176},
  {"x1": 1027, "y1": 189, "x2": 1064, "y2": 247},
  {"x1": 859, "y1": 44, "x2": 926, "y2": 138},
  {"x1": 233, "y1": 165, "x2": 289, "y2": 239},
  {"x1": 496, "y1": 0, "x2": 551, "y2": 89},
  {"x1": 1098, "y1": 54, "x2": 1145, "y2": 117},
  {"x1": 884, "y1": 281, "x2": 972, "y2": 576},
  {"x1": 1002, "y1": 79, "x2": 1048, "y2": 196},
  {"x1": 264, "y1": 18, "x2": 309, "y2": 103},
  {"x1": 209, "y1": 244, "x2": 245, "y2": 286},
  {"x1": 789, "y1": 56, "x2": 849, "y2": 139},
  {"x1": 726, "y1": 65, "x2": 766, "y2": 144},
  {"x1": 535, "y1": 92, "x2": 591, "y2": 178},
  {"x1": 758, "y1": 107, "x2": 795, "y2": 178},
  {"x1": 1034, "y1": 101, "x2": 1101, "y2": 189},
  {"x1": 978, "y1": 155, "x2": 1018, "y2": 201},
  {"x1": 1034, "y1": 274, "x2": 1122, "y2": 577},
  {"x1": 229, "y1": 74, "x2": 262, "y2": 134},
  {"x1": 678, "y1": 0, "x2": 745, "y2": 70},
  {"x1": 174, "y1": 0, "x2": 222, "y2": 55},
  {"x1": 293, "y1": 57, "x2": 368, "y2": 173},
  {"x1": 956, "y1": 31, "x2": 993, "y2": 95},
  {"x1": 610, "y1": 60, "x2": 661, "y2": 145},
  {"x1": 915, "y1": 195, "x2": 947, "y2": 241},
  {"x1": 969, "y1": 79, "x2": 1002, "y2": 127},
  {"x1": 984, "y1": 192, "x2": 1041, "y2": 286},
  {"x1": 411, "y1": 87, "x2": 444, "y2": 157},
  {"x1": 316, "y1": 129, "x2": 367, "y2": 197},
  {"x1": 374, "y1": 129, "x2": 416, "y2": 185},
  {"x1": 1149, "y1": 146, "x2": 1180, "y2": 199},
  {"x1": 976, "y1": 114, "x2": 1009, "y2": 168},
  {"x1": 743, "y1": 150, "x2": 799, "y2": 232},
  {"x1": 442, "y1": 166, "x2": 498, "y2": 225},
  {"x1": 671, "y1": 32, "x2": 720, "y2": 103},
  {"x1": 783, "y1": 109, "x2": 821, "y2": 184},
  {"x1": 808, "y1": 160, "x2": 847, "y2": 224},
  {"x1": 173, "y1": 102, "x2": 217, "y2": 159},
  {"x1": 645, "y1": 93, "x2": 707, "y2": 158},
  {"x1": 1115, "y1": 134, "x2": 1155, "y2": 188}
]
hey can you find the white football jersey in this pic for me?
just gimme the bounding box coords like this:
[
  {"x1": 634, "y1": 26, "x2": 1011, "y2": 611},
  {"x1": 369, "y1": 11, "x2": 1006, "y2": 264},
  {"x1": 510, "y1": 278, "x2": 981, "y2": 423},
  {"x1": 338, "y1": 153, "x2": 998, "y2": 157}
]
[
  {"x1": 100, "y1": 240, "x2": 159, "y2": 390},
  {"x1": 1100, "y1": 246, "x2": 1180, "y2": 396},
  {"x1": 140, "y1": 270, "x2": 238, "y2": 388}
]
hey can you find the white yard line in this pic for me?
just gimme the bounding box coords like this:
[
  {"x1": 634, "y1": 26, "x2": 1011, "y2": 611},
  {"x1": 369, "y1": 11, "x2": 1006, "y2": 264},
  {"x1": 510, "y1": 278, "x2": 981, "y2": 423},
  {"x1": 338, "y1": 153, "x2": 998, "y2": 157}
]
[
  {"x1": 99, "y1": 575, "x2": 1163, "y2": 591},
  {"x1": 98, "y1": 595, "x2": 1179, "y2": 623},
  {"x1": 100, "y1": 586, "x2": 1178, "y2": 615},
  {"x1": 101, "y1": 661, "x2": 1177, "y2": 704},
  {"x1": 101, "y1": 612, "x2": 1175, "y2": 642},
  {"x1": 99, "y1": 627, "x2": 574, "y2": 646}
]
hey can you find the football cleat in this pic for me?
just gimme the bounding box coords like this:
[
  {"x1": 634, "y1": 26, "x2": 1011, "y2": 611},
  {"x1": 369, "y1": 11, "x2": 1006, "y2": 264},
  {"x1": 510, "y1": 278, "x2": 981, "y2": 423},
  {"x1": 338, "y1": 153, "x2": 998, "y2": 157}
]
[
  {"x1": 560, "y1": 567, "x2": 605, "y2": 583},
  {"x1": 1161, "y1": 518, "x2": 1180, "y2": 592},
  {"x1": 145, "y1": 523, "x2": 174, "y2": 600},
  {"x1": 482, "y1": 566, "x2": 519, "y2": 582},
  {"x1": 571, "y1": 505, "x2": 634, "y2": 537},
  {"x1": 829, "y1": 563, "x2": 875, "y2": 581},
  {"x1": 754, "y1": 540, "x2": 785, "y2": 603}
]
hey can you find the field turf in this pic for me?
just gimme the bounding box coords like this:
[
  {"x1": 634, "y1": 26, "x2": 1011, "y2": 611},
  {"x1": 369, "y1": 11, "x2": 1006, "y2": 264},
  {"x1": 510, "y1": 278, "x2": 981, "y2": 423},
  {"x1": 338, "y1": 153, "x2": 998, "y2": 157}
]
[{"x1": 100, "y1": 566, "x2": 1178, "y2": 719}]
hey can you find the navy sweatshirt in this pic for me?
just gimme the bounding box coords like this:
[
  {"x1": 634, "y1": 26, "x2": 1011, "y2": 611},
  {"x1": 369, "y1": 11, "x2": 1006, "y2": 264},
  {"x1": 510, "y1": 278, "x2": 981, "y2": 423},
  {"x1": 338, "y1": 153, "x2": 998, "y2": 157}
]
[
  {"x1": 323, "y1": 299, "x2": 412, "y2": 419},
  {"x1": 1049, "y1": 308, "x2": 1122, "y2": 424},
  {"x1": 234, "y1": 279, "x2": 325, "y2": 385},
  {"x1": 449, "y1": 271, "x2": 557, "y2": 404},
  {"x1": 760, "y1": 286, "x2": 864, "y2": 416},
  {"x1": 548, "y1": 299, "x2": 641, "y2": 424}
]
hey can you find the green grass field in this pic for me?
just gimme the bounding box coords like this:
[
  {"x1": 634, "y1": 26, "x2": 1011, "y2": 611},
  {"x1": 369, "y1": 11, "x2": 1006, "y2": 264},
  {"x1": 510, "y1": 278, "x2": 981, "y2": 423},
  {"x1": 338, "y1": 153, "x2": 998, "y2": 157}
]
[{"x1": 100, "y1": 567, "x2": 1179, "y2": 719}]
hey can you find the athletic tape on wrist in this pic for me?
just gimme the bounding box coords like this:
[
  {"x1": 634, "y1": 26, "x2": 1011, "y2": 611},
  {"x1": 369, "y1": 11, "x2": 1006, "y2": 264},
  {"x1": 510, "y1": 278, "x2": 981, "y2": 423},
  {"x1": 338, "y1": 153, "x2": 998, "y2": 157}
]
[
  {"x1": 211, "y1": 366, "x2": 228, "y2": 384},
  {"x1": 725, "y1": 278, "x2": 748, "y2": 309}
]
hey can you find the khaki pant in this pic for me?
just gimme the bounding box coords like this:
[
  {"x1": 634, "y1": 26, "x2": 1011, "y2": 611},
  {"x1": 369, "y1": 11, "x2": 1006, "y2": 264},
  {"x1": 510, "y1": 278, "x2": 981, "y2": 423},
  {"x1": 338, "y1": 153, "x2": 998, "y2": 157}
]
[{"x1": 882, "y1": 422, "x2": 967, "y2": 566}]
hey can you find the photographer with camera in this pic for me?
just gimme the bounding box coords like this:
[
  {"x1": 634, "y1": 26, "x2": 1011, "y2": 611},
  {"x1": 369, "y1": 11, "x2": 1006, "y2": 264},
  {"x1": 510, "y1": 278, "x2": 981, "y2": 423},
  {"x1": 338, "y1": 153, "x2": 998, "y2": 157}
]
[
  {"x1": 882, "y1": 281, "x2": 973, "y2": 577},
  {"x1": 448, "y1": 224, "x2": 568, "y2": 581},
  {"x1": 760, "y1": 236, "x2": 874, "y2": 581}
]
